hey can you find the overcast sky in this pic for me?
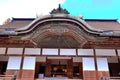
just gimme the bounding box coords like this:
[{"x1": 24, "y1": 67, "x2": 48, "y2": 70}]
[
  {"x1": 0, "y1": 0, "x2": 120, "y2": 25},
  {"x1": 0, "y1": 0, "x2": 65, "y2": 24}
]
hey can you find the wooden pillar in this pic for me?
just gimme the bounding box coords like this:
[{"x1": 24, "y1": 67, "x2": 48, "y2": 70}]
[
  {"x1": 18, "y1": 47, "x2": 25, "y2": 80},
  {"x1": 67, "y1": 59, "x2": 73, "y2": 78},
  {"x1": 93, "y1": 48, "x2": 99, "y2": 80},
  {"x1": 0, "y1": 62, "x2": 2, "y2": 74},
  {"x1": 115, "y1": 49, "x2": 120, "y2": 63},
  {"x1": 35, "y1": 62, "x2": 40, "y2": 78},
  {"x1": 79, "y1": 63, "x2": 83, "y2": 79},
  {"x1": 45, "y1": 59, "x2": 51, "y2": 77}
]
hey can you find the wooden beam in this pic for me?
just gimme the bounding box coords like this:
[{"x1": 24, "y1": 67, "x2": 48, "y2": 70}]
[
  {"x1": 93, "y1": 48, "x2": 99, "y2": 80},
  {"x1": 76, "y1": 48, "x2": 78, "y2": 56},
  {"x1": 115, "y1": 49, "x2": 120, "y2": 63},
  {"x1": 19, "y1": 47, "x2": 25, "y2": 79},
  {"x1": 5, "y1": 47, "x2": 8, "y2": 56}
]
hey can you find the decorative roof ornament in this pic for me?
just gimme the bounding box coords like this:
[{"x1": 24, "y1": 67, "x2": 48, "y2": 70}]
[{"x1": 50, "y1": 4, "x2": 70, "y2": 14}]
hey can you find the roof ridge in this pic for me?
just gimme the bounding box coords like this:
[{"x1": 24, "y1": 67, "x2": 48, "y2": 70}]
[
  {"x1": 85, "y1": 19, "x2": 118, "y2": 21},
  {"x1": 12, "y1": 17, "x2": 35, "y2": 21}
]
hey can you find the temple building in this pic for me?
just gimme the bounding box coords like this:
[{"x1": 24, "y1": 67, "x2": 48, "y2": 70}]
[{"x1": 0, "y1": 5, "x2": 120, "y2": 80}]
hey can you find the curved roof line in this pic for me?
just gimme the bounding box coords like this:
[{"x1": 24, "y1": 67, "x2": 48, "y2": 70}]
[{"x1": 15, "y1": 14, "x2": 103, "y2": 35}]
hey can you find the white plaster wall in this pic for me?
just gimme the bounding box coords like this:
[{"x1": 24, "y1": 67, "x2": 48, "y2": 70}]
[
  {"x1": 96, "y1": 49, "x2": 116, "y2": 56},
  {"x1": 25, "y1": 48, "x2": 40, "y2": 55},
  {"x1": 82, "y1": 57, "x2": 95, "y2": 70},
  {"x1": 36, "y1": 56, "x2": 46, "y2": 62},
  {"x1": 78, "y1": 49, "x2": 94, "y2": 56},
  {"x1": 7, "y1": 48, "x2": 23, "y2": 55},
  {"x1": 0, "y1": 56, "x2": 8, "y2": 61},
  {"x1": 47, "y1": 57, "x2": 71, "y2": 59},
  {"x1": 97, "y1": 58, "x2": 109, "y2": 71},
  {"x1": 117, "y1": 49, "x2": 120, "y2": 56},
  {"x1": 42, "y1": 48, "x2": 58, "y2": 55},
  {"x1": 60, "y1": 49, "x2": 76, "y2": 55},
  {"x1": 23, "y1": 57, "x2": 36, "y2": 70},
  {"x1": 73, "y1": 57, "x2": 82, "y2": 62},
  {"x1": 7, "y1": 56, "x2": 21, "y2": 69},
  {"x1": 107, "y1": 57, "x2": 118, "y2": 63},
  {"x1": 0, "y1": 48, "x2": 6, "y2": 54}
]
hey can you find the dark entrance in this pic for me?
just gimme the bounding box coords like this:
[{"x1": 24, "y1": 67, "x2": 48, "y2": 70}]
[
  {"x1": 0, "y1": 61, "x2": 7, "y2": 75},
  {"x1": 51, "y1": 60, "x2": 67, "y2": 77},
  {"x1": 109, "y1": 63, "x2": 120, "y2": 77}
]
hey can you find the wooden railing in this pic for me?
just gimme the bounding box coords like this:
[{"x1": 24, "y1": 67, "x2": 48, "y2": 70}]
[
  {"x1": 101, "y1": 77, "x2": 120, "y2": 80},
  {"x1": 110, "y1": 77, "x2": 120, "y2": 80},
  {"x1": 36, "y1": 79, "x2": 82, "y2": 80},
  {"x1": 0, "y1": 75, "x2": 16, "y2": 80}
]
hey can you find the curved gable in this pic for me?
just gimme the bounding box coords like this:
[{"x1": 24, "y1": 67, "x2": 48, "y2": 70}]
[
  {"x1": 15, "y1": 14, "x2": 103, "y2": 35},
  {"x1": 13, "y1": 14, "x2": 105, "y2": 47}
]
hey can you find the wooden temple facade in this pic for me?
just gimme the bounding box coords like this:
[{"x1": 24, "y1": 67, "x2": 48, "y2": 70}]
[{"x1": 0, "y1": 5, "x2": 120, "y2": 80}]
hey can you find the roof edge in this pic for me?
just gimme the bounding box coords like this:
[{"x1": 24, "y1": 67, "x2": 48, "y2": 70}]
[
  {"x1": 85, "y1": 19, "x2": 118, "y2": 22},
  {"x1": 12, "y1": 18, "x2": 35, "y2": 21}
]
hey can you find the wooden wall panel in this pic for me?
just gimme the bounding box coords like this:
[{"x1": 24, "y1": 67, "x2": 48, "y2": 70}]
[
  {"x1": 79, "y1": 63, "x2": 83, "y2": 79},
  {"x1": 83, "y1": 71, "x2": 96, "y2": 80},
  {"x1": 20, "y1": 78, "x2": 35, "y2": 80},
  {"x1": 4, "y1": 77, "x2": 12, "y2": 80},
  {"x1": 6, "y1": 70, "x2": 35, "y2": 80},
  {"x1": 21, "y1": 70, "x2": 35, "y2": 80},
  {"x1": 45, "y1": 60, "x2": 51, "y2": 77},
  {"x1": 5, "y1": 70, "x2": 20, "y2": 80},
  {"x1": 0, "y1": 62, "x2": 2, "y2": 74},
  {"x1": 98, "y1": 71, "x2": 110, "y2": 80},
  {"x1": 84, "y1": 78, "x2": 96, "y2": 80},
  {"x1": 35, "y1": 62, "x2": 40, "y2": 77},
  {"x1": 21, "y1": 70, "x2": 35, "y2": 78}
]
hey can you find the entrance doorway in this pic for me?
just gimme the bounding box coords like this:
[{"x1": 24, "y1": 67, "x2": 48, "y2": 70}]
[
  {"x1": 45, "y1": 58, "x2": 83, "y2": 79},
  {"x1": 35, "y1": 57, "x2": 83, "y2": 79},
  {"x1": 109, "y1": 63, "x2": 120, "y2": 77},
  {"x1": 0, "y1": 56, "x2": 8, "y2": 75},
  {"x1": 51, "y1": 60, "x2": 67, "y2": 77},
  {"x1": 0, "y1": 61, "x2": 7, "y2": 75},
  {"x1": 35, "y1": 62, "x2": 46, "y2": 78}
]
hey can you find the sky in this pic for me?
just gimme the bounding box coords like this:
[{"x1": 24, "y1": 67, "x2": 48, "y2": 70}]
[{"x1": 0, "y1": 0, "x2": 120, "y2": 25}]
